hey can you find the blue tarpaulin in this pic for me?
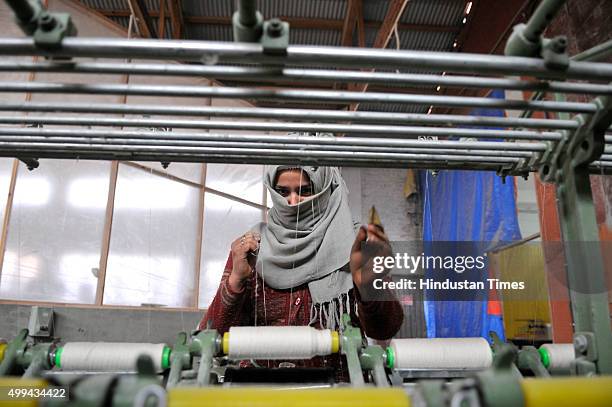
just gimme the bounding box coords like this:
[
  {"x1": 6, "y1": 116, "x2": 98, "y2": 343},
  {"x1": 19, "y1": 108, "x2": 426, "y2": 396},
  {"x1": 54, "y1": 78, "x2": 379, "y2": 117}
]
[{"x1": 420, "y1": 89, "x2": 522, "y2": 340}]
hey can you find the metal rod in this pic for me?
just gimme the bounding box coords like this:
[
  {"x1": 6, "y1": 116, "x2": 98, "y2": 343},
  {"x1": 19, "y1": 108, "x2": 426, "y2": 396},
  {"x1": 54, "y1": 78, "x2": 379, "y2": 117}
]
[
  {"x1": 0, "y1": 141, "x2": 522, "y2": 163},
  {"x1": 0, "y1": 128, "x2": 549, "y2": 151},
  {"x1": 0, "y1": 102, "x2": 581, "y2": 130},
  {"x1": 1, "y1": 144, "x2": 608, "y2": 173},
  {"x1": 0, "y1": 136, "x2": 535, "y2": 158},
  {"x1": 0, "y1": 150, "x2": 511, "y2": 170},
  {"x1": 5, "y1": 0, "x2": 36, "y2": 23},
  {"x1": 1, "y1": 38, "x2": 612, "y2": 81},
  {"x1": 572, "y1": 39, "x2": 612, "y2": 62},
  {"x1": 521, "y1": 0, "x2": 566, "y2": 43},
  {"x1": 519, "y1": 36, "x2": 612, "y2": 121},
  {"x1": 0, "y1": 115, "x2": 565, "y2": 141},
  {"x1": 0, "y1": 81, "x2": 597, "y2": 113},
  {"x1": 237, "y1": 0, "x2": 257, "y2": 27},
  {"x1": 0, "y1": 60, "x2": 610, "y2": 96}
]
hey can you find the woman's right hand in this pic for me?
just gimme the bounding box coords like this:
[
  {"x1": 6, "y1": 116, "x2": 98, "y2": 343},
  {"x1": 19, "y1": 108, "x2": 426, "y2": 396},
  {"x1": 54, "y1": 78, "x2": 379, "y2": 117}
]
[{"x1": 228, "y1": 232, "x2": 261, "y2": 291}]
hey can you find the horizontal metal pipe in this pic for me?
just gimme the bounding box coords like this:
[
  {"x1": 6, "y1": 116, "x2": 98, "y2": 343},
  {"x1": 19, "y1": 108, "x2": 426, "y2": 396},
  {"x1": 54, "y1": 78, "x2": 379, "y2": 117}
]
[
  {"x1": 0, "y1": 115, "x2": 564, "y2": 141},
  {"x1": 0, "y1": 135, "x2": 534, "y2": 158},
  {"x1": 0, "y1": 149, "x2": 513, "y2": 171},
  {"x1": 1, "y1": 146, "x2": 607, "y2": 173},
  {"x1": 0, "y1": 128, "x2": 549, "y2": 151},
  {"x1": 0, "y1": 61, "x2": 609, "y2": 96},
  {"x1": 0, "y1": 127, "x2": 546, "y2": 152},
  {"x1": 0, "y1": 81, "x2": 597, "y2": 114},
  {"x1": 1, "y1": 38, "x2": 612, "y2": 81},
  {"x1": 0, "y1": 102, "x2": 581, "y2": 130},
  {"x1": 0, "y1": 141, "x2": 521, "y2": 163}
]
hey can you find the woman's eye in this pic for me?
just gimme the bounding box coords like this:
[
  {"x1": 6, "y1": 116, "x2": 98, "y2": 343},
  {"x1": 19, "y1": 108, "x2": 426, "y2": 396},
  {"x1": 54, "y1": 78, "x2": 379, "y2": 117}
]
[
  {"x1": 275, "y1": 188, "x2": 290, "y2": 196},
  {"x1": 300, "y1": 187, "x2": 313, "y2": 196}
]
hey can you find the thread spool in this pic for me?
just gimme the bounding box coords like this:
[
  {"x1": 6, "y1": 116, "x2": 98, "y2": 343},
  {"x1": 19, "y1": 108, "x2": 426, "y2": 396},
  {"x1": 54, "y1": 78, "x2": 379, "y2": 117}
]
[
  {"x1": 386, "y1": 338, "x2": 492, "y2": 370},
  {"x1": 539, "y1": 343, "x2": 574, "y2": 371},
  {"x1": 57, "y1": 342, "x2": 170, "y2": 372},
  {"x1": 224, "y1": 326, "x2": 339, "y2": 360}
]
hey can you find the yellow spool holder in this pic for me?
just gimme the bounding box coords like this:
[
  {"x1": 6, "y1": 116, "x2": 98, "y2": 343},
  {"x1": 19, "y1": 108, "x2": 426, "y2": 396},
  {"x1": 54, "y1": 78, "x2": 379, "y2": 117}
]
[
  {"x1": 331, "y1": 331, "x2": 339, "y2": 353},
  {"x1": 0, "y1": 342, "x2": 7, "y2": 363},
  {"x1": 222, "y1": 332, "x2": 230, "y2": 355}
]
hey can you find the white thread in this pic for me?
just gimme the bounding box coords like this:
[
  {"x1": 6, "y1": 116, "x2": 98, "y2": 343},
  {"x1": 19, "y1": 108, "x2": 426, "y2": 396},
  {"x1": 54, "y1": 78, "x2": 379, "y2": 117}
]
[
  {"x1": 540, "y1": 343, "x2": 575, "y2": 371},
  {"x1": 390, "y1": 338, "x2": 492, "y2": 369},
  {"x1": 227, "y1": 326, "x2": 334, "y2": 360},
  {"x1": 60, "y1": 342, "x2": 166, "y2": 372}
]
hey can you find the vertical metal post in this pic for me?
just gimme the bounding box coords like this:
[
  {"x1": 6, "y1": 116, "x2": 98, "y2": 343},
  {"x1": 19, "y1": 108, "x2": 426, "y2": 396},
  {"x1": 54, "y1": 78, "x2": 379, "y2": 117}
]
[
  {"x1": 555, "y1": 163, "x2": 612, "y2": 374},
  {"x1": 232, "y1": 0, "x2": 263, "y2": 42},
  {"x1": 5, "y1": 0, "x2": 36, "y2": 24},
  {"x1": 505, "y1": 0, "x2": 567, "y2": 57},
  {"x1": 520, "y1": 0, "x2": 566, "y2": 43}
]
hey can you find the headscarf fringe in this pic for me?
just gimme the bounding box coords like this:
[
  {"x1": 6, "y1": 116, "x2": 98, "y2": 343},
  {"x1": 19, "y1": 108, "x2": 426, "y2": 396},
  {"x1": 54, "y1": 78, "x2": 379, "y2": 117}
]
[{"x1": 308, "y1": 292, "x2": 352, "y2": 333}]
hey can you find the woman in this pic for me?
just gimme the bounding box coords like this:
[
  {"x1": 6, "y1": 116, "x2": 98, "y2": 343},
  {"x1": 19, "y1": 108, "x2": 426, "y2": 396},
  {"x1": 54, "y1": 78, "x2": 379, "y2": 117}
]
[{"x1": 199, "y1": 165, "x2": 403, "y2": 377}]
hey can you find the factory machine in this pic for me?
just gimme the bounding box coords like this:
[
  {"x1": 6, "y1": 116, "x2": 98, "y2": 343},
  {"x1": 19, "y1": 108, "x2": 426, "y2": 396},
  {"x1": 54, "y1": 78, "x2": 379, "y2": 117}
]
[
  {"x1": 1, "y1": 0, "x2": 612, "y2": 405},
  {"x1": 2, "y1": 311, "x2": 610, "y2": 406}
]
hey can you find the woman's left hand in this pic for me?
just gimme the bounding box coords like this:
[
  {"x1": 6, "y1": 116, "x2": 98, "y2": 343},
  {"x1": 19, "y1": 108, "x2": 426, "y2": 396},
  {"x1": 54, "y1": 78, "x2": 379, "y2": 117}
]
[{"x1": 349, "y1": 224, "x2": 392, "y2": 291}]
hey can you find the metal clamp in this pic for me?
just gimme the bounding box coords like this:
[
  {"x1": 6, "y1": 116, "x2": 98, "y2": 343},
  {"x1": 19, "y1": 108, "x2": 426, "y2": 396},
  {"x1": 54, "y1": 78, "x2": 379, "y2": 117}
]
[
  {"x1": 232, "y1": 0, "x2": 289, "y2": 56},
  {"x1": 6, "y1": 0, "x2": 77, "y2": 49}
]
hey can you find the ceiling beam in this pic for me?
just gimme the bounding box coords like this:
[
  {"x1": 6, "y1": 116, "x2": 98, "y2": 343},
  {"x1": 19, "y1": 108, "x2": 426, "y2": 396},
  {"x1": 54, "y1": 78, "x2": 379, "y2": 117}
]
[
  {"x1": 341, "y1": 0, "x2": 358, "y2": 47},
  {"x1": 355, "y1": 0, "x2": 366, "y2": 47},
  {"x1": 126, "y1": 0, "x2": 150, "y2": 38},
  {"x1": 350, "y1": 0, "x2": 411, "y2": 108},
  {"x1": 435, "y1": 0, "x2": 534, "y2": 115},
  {"x1": 167, "y1": 0, "x2": 184, "y2": 39},
  {"x1": 158, "y1": 0, "x2": 167, "y2": 39},
  {"x1": 127, "y1": 0, "x2": 156, "y2": 38},
  {"x1": 371, "y1": 0, "x2": 411, "y2": 49},
  {"x1": 94, "y1": 10, "x2": 457, "y2": 33}
]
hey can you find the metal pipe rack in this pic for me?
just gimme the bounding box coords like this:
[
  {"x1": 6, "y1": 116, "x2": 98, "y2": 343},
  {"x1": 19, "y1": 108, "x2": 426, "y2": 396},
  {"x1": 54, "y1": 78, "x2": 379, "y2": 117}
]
[{"x1": 0, "y1": 0, "x2": 611, "y2": 379}]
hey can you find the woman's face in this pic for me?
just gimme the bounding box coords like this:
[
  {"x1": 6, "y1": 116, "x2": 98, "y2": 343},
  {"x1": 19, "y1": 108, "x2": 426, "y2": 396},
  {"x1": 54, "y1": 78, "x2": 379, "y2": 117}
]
[{"x1": 274, "y1": 169, "x2": 313, "y2": 205}]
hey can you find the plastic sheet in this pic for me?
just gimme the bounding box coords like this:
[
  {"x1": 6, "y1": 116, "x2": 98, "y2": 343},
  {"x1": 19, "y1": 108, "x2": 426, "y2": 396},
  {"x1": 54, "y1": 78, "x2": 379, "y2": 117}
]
[{"x1": 420, "y1": 90, "x2": 522, "y2": 339}]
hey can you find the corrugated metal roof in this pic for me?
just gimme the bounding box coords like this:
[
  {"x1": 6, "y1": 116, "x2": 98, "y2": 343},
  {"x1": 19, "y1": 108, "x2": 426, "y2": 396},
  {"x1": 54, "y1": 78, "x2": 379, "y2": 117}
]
[
  {"x1": 74, "y1": 0, "x2": 463, "y2": 113},
  {"x1": 258, "y1": 0, "x2": 346, "y2": 20},
  {"x1": 79, "y1": 0, "x2": 125, "y2": 11},
  {"x1": 186, "y1": 23, "x2": 232, "y2": 41},
  {"x1": 363, "y1": 0, "x2": 391, "y2": 22},
  {"x1": 290, "y1": 28, "x2": 341, "y2": 46},
  {"x1": 186, "y1": 25, "x2": 342, "y2": 46},
  {"x1": 184, "y1": 0, "x2": 346, "y2": 20},
  {"x1": 400, "y1": 30, "x2": 457, "y2": 51},
  {"x1": 364, "y1": 27, "x2": 457, "y2": 51},
  {"x1": 183, "y1": 0, "x2": 232, "y2": 17},
  {"x1": 401, "y1": 0, "x2": 465, "y2": 26}
]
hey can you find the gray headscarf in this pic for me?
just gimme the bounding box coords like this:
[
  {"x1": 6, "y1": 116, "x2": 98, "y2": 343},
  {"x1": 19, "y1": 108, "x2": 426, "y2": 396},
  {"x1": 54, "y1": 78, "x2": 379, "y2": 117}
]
[{"x1": 253, "y1": 165, "x2": 357, "y2": 329}]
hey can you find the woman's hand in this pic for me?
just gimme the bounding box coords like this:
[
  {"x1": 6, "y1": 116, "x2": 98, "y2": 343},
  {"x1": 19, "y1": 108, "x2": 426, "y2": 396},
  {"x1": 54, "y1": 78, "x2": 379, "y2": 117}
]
[
  {"x1": 228, "y1": 232, "x2": 260, "y2": 292},
  {"x1": 349, "y1": 224, "x2": 392, "y2": 293}
]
